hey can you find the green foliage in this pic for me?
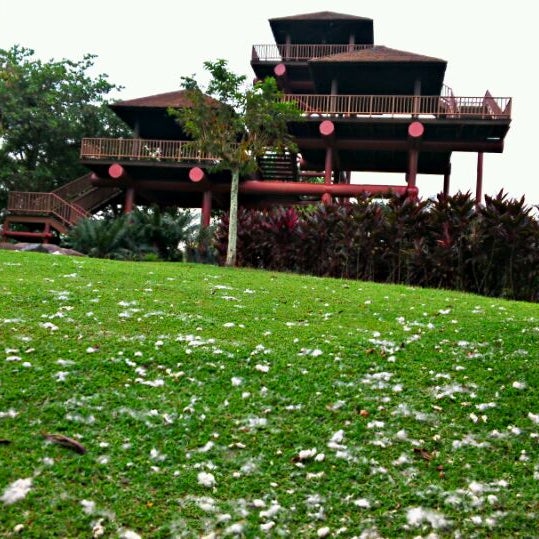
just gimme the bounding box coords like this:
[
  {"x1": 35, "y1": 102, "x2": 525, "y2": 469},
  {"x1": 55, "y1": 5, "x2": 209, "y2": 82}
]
[
  {"x1": 63, "y1": 207, "x2": 199, "y2": 261},
  {"x1": 128, "y1": 206, "x2": 199, "y2": 261},
  {"x1": 470, "y1": 190, "x2": 539, "y2": 300},
  {"x1": 169, "y1": 59, "x2": 303, "y2": 266},
  {"x1": 215, "y1": 191, "x2": 539, "y2": 301},
  {"x1": 171, "y1": 59, "x2": 302, "y2": 176},
  {"x1": 62, "y1": 213, "x2": 136, "y2": 260},
  {"x1": 0, "y1": 45, "x2": 130, "y2": 208}
]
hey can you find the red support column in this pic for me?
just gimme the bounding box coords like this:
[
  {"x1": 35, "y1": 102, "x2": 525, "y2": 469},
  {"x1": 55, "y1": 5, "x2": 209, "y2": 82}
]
[
  {"x1": 407, "y1": 149, "x2": 419, "y2": 199},
  {"x1": 124, "y1": 187, "x2": 135, "y2": 214},
  {"x1": 43, "y1": 222, "x2": 50, "y2": 245},
  {"x1": 407, "y1": 121, "x2": 423, "y2": 200},
  {"x1": 201, "y1": 190, "x2": 212, "y2": 228},
  {"x1": 476, "y1": 152, "x2": 484, "y2": 205},
  {"x1": 320, "y1": 120, "x2": 335, "y2": 204},
  {"x1": 443, "y1": 172, "x2": 450, "y2": 196}
]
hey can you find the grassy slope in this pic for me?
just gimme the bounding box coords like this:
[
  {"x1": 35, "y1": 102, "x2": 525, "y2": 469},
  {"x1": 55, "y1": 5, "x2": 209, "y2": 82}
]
[{"x1": 0, "y1": 251, "x2": 538, "y2": 538}]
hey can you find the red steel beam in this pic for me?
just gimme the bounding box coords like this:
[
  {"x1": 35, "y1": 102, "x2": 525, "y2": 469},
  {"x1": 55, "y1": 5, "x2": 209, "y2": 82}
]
[
  {"x1": 239, "y1": 181, "x2": 407, "y2": 196},
  {"x1": 92, "y1": 178, "x2": 407, "y2": 196}
]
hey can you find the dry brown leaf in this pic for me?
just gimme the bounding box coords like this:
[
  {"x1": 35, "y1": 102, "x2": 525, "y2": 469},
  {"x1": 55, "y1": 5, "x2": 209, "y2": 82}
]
[
  {"x1": 41, "y1": 432, "x2": 87, "y2": 455},
  {"x1": 413, "y1": 447, "x2": 435, "y2": 461}
]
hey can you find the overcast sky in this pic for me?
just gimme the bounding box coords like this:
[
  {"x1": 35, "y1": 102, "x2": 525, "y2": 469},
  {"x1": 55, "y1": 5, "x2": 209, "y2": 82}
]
[{"x1": 3, "y1": 0, "x2": 536, "y2": 205}]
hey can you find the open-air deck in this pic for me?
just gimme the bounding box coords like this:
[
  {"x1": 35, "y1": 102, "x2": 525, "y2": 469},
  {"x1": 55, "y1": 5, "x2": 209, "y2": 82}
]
[{"x1": 80, "y1": 93, "x2": 511, "y2": 166}]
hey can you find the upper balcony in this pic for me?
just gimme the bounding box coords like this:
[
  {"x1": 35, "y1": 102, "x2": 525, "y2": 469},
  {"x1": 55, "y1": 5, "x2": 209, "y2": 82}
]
[
  {"x1": 252, "y1": 43, "x2": 373, "y2": 62},
  {"x1": 282, "y1": 93, "x2": 512, "y2": 120}
]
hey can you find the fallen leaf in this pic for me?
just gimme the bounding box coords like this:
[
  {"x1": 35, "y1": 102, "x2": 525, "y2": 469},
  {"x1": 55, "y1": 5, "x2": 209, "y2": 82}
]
[
  {"x1": 413, "y1": 447, "x2": 435, "y2": 461},
  {"x1": 41, "y1": 432, "x2": 87, "y2": 454}
]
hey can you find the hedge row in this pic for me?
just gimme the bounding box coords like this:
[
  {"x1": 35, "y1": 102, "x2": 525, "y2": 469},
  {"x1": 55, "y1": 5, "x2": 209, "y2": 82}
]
[{"x1": 214, "y1": 191, "x2": 539, "y2": 302}]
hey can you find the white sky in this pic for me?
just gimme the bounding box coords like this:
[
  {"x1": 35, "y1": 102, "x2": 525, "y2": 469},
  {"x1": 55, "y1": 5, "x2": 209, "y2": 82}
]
[{"x1": 2, "y1": 0, "x2": 537, "y2": 205}]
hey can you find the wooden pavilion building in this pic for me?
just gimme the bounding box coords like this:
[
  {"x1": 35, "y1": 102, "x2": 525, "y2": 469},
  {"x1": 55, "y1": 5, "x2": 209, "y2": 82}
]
[{"x1": 2, "y1": 11, "x2": 511, "y2": 243}]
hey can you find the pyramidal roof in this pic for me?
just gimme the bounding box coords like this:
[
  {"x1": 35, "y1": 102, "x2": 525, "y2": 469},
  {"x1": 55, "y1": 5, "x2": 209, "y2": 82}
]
[
  {"x1": 310, "y1": 46, "x2": 446, "y2": 64},
  {"x1": 269, "y1": 11, "x2": 372, "y2": 22},
  {"x1": 110, "y1": 90, "x2": 219, "y2": 109}
]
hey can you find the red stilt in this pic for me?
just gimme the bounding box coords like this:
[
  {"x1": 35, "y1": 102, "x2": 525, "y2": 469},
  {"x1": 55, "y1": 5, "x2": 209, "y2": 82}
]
[
  {"x1": 202, "y1": 191, "x2": 212, "y2": 227},
  {"x1": 43, "y1": 222, "x2": 51, "y2": 245},
  {"x1": 406, "y1": 121, "x2": 423, "y2": 200},
  {"x1": 124, "y1": 187, "x2": 135, "y2": 214},
  {"x1": 407, "y1": 148, "x2": 419, "y2": 199},
  {"x1": 476, "y1": 152, "x2": 484, "y2": 205},
  {"x1": 443, "y1": 172, "x2": 450, "y2": 196}
]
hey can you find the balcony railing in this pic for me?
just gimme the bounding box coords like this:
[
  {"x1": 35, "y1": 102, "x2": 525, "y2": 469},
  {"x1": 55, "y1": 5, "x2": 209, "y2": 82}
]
[
  {"x1": 80, "y1": 138, "x2": 220, "y2": 163},
  {"x1": 252, "y1": 43, "x2": 373, "y2": 62},
  {"x1": 282, "y1": 94, "x2": 512, "y2": 119},
  {"x1": 79, "y1": 94, "x2": 510, "y2": 164}
]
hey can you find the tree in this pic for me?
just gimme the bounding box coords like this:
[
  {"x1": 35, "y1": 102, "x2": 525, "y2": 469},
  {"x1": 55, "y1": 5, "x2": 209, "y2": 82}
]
[
  {"x1": 170, "y1": 59, "x2": 302, "y2": 266},
  {"x1": 0, "y1": 45, "x2": 130, "y2": 209}
]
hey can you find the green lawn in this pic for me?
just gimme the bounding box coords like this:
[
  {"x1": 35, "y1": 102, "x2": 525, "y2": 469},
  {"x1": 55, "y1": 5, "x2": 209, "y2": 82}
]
[{"x1": 1, "y1": 250, "x2": 538, "y2": 538}]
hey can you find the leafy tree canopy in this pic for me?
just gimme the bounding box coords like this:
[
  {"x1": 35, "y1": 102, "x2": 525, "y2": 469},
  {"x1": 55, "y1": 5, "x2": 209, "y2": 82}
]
[
  {"x1": 0, "y1": 45, "x2": 131, "y2": 208},
  {"x1": 169, "y1": 59, "x2": 303, "y2": 265}
]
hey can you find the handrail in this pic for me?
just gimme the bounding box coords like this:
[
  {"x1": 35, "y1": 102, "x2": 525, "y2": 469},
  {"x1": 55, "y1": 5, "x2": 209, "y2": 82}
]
[
  {"x1": 252, "y1": 43, "x2": 373, "y2": 62},
  {"x1": 80, "y1": 138, "x2": 220, "y2": 163},
  {"x1": 281, "y1": 94, "x2": 512, "y2": 119},
  {"x1": 52, "y1": 173, "x2": 93, "y2": 201},
  {"x1": 74, "y1": 187, "x2": 121, "y2": 212},
  {"x1": 7, "y1": 192, "x2": 90, "y2": 226}
]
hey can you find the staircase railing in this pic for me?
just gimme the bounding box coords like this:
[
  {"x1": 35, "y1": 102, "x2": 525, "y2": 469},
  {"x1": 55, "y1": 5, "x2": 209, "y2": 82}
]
[
  {"x1": 7, "y1": 192, "x2": 89, "y2": 227},
  {"x1": 73, "y1": 187, "x2": 121, "y2": 213},
  {"x1": 52, "y1": 173, "x2": 94, "y2": 201}
]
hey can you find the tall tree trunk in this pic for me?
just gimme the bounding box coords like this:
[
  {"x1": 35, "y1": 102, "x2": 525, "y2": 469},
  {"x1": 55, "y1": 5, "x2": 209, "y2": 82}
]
[{"x1": 225, "y1": 168, "x2": 240, "y2": 267}]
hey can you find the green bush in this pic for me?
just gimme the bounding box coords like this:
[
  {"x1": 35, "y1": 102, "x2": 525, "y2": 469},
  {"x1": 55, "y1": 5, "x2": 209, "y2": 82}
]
[{"x1": 63, "y1": 207, "x2": 200, "y2": 261}]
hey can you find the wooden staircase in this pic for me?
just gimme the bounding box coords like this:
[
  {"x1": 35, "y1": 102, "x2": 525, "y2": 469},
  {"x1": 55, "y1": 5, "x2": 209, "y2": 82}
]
[
  {"x1": 257, "y1": 150, "x2": 299, "y2": 181},
  {"x1": 2, "y1": 174, "x2": 122, "y2": 243}
]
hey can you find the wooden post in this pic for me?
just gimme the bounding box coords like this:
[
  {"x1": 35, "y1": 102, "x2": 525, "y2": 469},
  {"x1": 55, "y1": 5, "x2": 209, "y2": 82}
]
[
  {"x1": 443, "y1": 171, "x2": 450, "y2": 196},
  {"x1": 476, "y1": 152, "x2": 484, "y2": 205},
  {"x1": 348, "y1": 34, "x2": 355, "y2": 52},
  {"x1": 43, "y1": 222, "x2": 50, "y2": 245},
  {"x1": 413, "y1": 79, "x2": 421, "y2": 117},
  {"x1": 201, "y1": 191, "x2": 212, "y2": 228},
  {"x1": 124, "y1": 187, "x2": 135, "y2": 214},
  {"x1": 407, "y1": 150, "x2": 418, "y2": 189},
  {"x1": 407, "y1": 121, "x2": 423, "y2": 198},
  {"x1": 320, "y1": 120, "x2": 335, "y2": 204}
]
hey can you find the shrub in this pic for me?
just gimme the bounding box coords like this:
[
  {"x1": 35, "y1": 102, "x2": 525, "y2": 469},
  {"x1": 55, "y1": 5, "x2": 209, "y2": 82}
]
[{"x1": 215, "y1": 191, "x2": 539, "y2": 301}]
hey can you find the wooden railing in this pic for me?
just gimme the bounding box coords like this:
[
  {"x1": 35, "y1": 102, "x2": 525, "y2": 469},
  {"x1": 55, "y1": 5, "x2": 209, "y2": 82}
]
[
  {"x1": 80, "y1": 138, "x2": 219, "y2": 163},
  {"x1": 282, "y1": 94, "x2": 512, "y2": 119},
  {"x1": 7, "y1": 192, "x2": 89, "y2": 226},
  {"x1": 252, "y1": 43, "x2": 373, "y2": 62},
  {"x1": 52, "y1": 173, "x2": 94, "y2": 201},
  {"x1": 79, "y1": 94, "x2": 510, "y2": 164},
  {"x1": 73, "y1": 187, "x2": 121, "y2": 213}
]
